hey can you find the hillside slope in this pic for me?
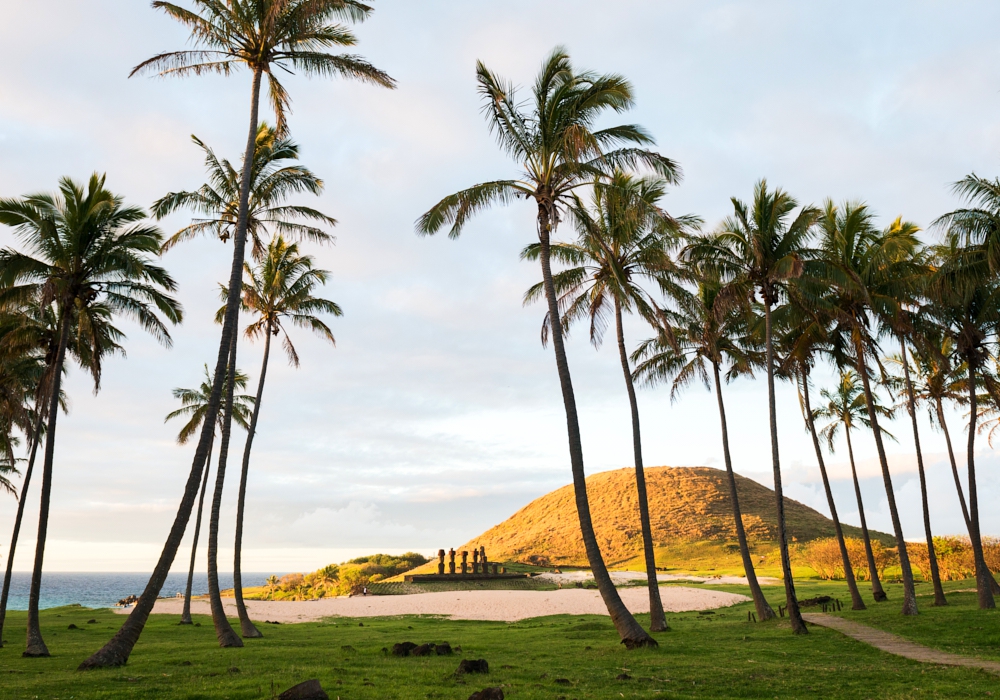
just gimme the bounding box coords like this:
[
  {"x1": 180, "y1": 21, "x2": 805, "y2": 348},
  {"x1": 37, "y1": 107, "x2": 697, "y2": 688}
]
[{"x1": 459, "y1": 466, "x2": 892, "y2": 569}]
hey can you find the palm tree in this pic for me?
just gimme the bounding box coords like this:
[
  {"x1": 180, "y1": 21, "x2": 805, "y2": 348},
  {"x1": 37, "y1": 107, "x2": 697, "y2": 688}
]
[
  {"x1": 633, "y1": 272, "x2": 776, "y2": 622},
  {"x1": 221, "y1": 236, "x2": 340, "y2": 638},
  {"x1": 417, "y1": 48, "x2": 679, "y2": 648},
  {"x1": 774, "y1": 300, "x2": 867, "y2": 611},
  {"x1": 816, "y1": 201, "x2": 922, "y2": 615},
  {"x1": 164, "y1": 365, "x2": 253, "y2": 625},
  {"x1": 81, "y1": 3, "x2": 392, "y2": 666},
  {"x1": 153, "y1": 124, "x2": 335, "y2": 261},
  {"x1": 686, "y1": 180, "x2": 818, "y2": 634},
  {"x1": 0, "y1": 174, "x2": 181, "y2": 657},
  {"x1": 521, "y1": 172, "x2": 691, "y2": 632},
  {"x1": 815, "y1": 370, "x2": 893, "y2": 601},
  {"x1": 924, "y1": 240, "x2": 998, "y2": 609}
]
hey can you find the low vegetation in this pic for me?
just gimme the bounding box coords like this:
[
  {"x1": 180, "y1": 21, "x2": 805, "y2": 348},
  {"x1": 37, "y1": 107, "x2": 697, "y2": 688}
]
[{"x1": 244, "y1": 553, "x2": 429, "y2": 600}]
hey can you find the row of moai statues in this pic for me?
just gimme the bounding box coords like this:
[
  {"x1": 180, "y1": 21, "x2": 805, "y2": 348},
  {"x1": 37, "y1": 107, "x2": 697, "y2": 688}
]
[{"x1": 437, "y1": 546, "x2": 504, "y2": 575}]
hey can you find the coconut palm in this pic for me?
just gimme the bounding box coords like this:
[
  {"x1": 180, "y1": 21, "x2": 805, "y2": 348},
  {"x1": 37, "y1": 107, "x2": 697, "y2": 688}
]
[
  {"x1": 153, "y1": 124, "x2": 335, "y2": 261},
  {"x1": 417, "y1": 48, "x2": 679, "y2": 648},
  {"x1": 935, "y1": 173, "x2": 1000, "y2": 274},
  {"x1": 81, "y1": 3, "x2": 391, "y2": 665},
  {"x1": 815, "y1": 200, "x2": 923, "y2": 615},
  {"x1": 0, "y1": 174, "x2": 181, "y2": 657},
  {"x1": 633, "y1": 272, "x2": 777, "y2": 622},
  {"x1": 815, "y1": 370, "x2": 894, "y2": 601},
  {"x1": 164, "y1": 365, "x2": 254, "y2": 625},
  {"x1": 685, "y1": 180, "x2": 818, "y2": 634},
  {"x1": 924, "y1": 240, "x2": 998, "y2": 609},
  {"x1": 521, "y1": 172, "x2": 692, "y2": 632},
  {"x1": 220, "y1": 236, "x2": 340, "y2": 638}
]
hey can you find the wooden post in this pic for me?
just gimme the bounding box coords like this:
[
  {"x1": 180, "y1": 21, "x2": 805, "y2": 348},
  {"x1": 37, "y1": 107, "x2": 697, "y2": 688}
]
[
  {"x1": 448, "y1": 549, "x2": 456, "y2": 575},
  {"x1": 437, "y1": 549, "x2": 445, "y2": 575}
]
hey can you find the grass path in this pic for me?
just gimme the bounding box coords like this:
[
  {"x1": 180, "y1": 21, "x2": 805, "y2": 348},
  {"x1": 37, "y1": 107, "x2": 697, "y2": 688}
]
[{"x1": 803, "y1": 612, "x2": 1000, "y2": 675}]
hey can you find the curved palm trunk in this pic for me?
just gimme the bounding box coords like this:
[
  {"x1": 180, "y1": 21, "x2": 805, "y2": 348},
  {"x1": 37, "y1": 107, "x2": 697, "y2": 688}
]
[
  {"x1": 79, "y1": 66, "x2": 264, "y2": 669},
  {"x1": 713, "y1": 361, "x2": 776, "y2": 620},
  {"x1": 612, "y1": 300, "x2": 666, "y2": 632},
  {"x1": 180, "y1": 432, "x2": 214, "y2": 625},
  {"x1": 853, "y1": 340, "x2": 917, "y2": 615},
  {"x1": 799, "y1": 368, "x2": 865, "y2": 610},
  {"x1": 24, "y1": 313, "x2": 71, "y2": 657},
  {"x1": 0, "y1": 409, "x2": 46, "y2": 647},
  {"x1": 537, "y1": 205, "x2": 654, "y2": 648},
  {"x1": 898, "y1": 338, "x2": 946, "y2": 606},
  {"x1": 845, "y1": 428, "x2": 886, "y2": 600},
  {"x1": 233, "y1": 328, "x2": 272, "y2": 638},
  {"x1": 206, "y1": 325, "x2": 244, "y2": 647},
  {"x1": 964, "y1": 360, "x2": 996, "y2": 610},
  {"x1": 762, "y1": 303, "x2": 805, "y2": 634}
]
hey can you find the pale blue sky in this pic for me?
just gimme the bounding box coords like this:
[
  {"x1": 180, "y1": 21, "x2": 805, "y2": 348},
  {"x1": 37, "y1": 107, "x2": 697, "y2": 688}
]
[{"x1": 1, "y1": 1, "x2": 998, "y2": 572}]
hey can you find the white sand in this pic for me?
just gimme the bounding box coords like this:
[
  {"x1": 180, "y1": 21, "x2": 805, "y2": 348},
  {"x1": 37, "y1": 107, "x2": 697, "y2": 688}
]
[{"x1": 124, "y1": 586, "x2": 749, "y2": 624}]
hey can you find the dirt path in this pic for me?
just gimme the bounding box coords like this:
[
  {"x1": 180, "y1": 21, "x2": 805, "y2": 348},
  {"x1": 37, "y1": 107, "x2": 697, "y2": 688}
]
[{"x1": 802, "y1": 613, "x2": 1000, "y2": 675}]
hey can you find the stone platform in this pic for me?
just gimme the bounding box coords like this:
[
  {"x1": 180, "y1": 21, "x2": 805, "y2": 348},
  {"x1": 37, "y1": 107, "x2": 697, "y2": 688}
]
[{"x1": 404, "y1": 573, "x2": 529, "y2": 583}]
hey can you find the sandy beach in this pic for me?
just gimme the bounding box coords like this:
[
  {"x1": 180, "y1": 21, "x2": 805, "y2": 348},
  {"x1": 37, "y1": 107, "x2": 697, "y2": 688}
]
[{"x1": 124, "y1": 585, "x2": 749, "y2": 623}]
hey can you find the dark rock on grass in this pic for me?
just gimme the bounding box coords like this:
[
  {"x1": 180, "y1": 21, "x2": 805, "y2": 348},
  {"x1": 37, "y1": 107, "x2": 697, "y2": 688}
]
[
  {"x1": 228, "y1": 667, "x2": 240, "y2": 674},
  {"x1": 435, "y1": 642, "x2": 453, "y2": 655},
  {"x1": 468, "y1": 688, "x2": 504, "y2": 700},
  {"x1": 392, "y1": 642, "x2": 418, "y2": 657},
  {"x1": 616, "y1": 673, "x2": 632, "y2": 681},
  {"x1": 358, "y1": 622, "x2": 364, "y2": 627},
  {"x1": 180, "y1": 661, "x2": 192, "y2": 666},
  {"x1": 554, "y1": 678, "x2": 572, "y2": 685},
  {"x1": 278, "y1": 679, "x2": 330, "y2": 700},
  {"x1": 67, "y1": 624, "x2": 79, "y2": 630},
  {"x1": 87, "y1": 619, "x2": 97, "y2": 624},
  {"x1": 457, "y1": 659, "x2": 489, "y2": 674},
  {"x1": 340, "y1": 645, "x2": 355, "y2": 652},
  {"x1": 411, "y1": 643, "x2": 435, "y2": 657}
]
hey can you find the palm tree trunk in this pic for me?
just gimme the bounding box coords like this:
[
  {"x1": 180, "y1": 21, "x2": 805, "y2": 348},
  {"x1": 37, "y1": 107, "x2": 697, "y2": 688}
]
[
  {"x1": 713, "y1": 360, "x2": 776, "y2": 620},
  {"x1": 612, "y1": 299, "x2": 666, "y2": 633},
  {"x1": 0, "y1": 408, "x2": 46, "y2": 647},
  {"x1": 853, "y1": 338, "x2": 917, "y2": 615},
  {"x1": 233, "y1": 327, "x2": 272, "y2": 638},
  {"x1": 180, "y1": 432, "x2": 214, "y2": 625},
  {"x1": 24, "y1": 312, "x2": 71, "y2": 657},
  {"x1": 898, "y1": 337, "x2": 946, "y2": 606},
  {"x1": 537, "y1": 203, "x2": 654, "y2": 648},
  {"x1": 936, "y1": 398, "x2": 1000, "y2": 595},
  {"x1": 845, "y1": 427, "x2": 886, "y2": 600},
  {"x1": 798, "y1": 368, "x2": 865, "y2": 610},
  {"x1": 964, "y1": 359, "x2": 996, "y2": 609},
  {"x1": 79, "y1": 65, "x2": 264, "y2": 669},
  {"x1": 206, "y1": 324, "x2": 244, "y2": 647},
  {"x1": 762, "y1": 302, "x2": 805, "y2": 634}
]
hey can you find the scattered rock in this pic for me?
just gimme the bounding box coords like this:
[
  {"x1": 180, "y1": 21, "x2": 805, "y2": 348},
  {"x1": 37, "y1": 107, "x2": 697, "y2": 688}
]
[
  {"x1": 340, "y1": 645, "x2": 355, "y2": 652},
  {"x1": 457, "y1": 659, "x2": 489, "y2": 674},
  {"x1": 381, "y1": 647, "x2": 388, "y2": 655},
  {"x1": 392, "y1": 642, "x2": 418, "y2": 657},
  {"x1": 468, "y1": 688, "x2": 504, "y2": 700},
  {"x1": 616, "y1": 673, "x2": 632, "y2": 681},
  {"x1": 194, "y1": 623, "x2": 201, "y2": 627},
  {"x1": 180, "y1": 661, "x2": 192, "y2": 666},
  {"x1": 277, "y1": 679, "x2": 330, "y2": 700},
  {"x1": 67, "y1": 624, "x2": 79, "y2": 630},
  {"x1": 87, "y1": 619, "x2": 98, "y2": 624},
  {"x1": 697, "y1": 611, "x2": 715, "y2": 616},
  {"x1": 411, "y1": 643, "x2": 435, "y2": 657},
  {"x1": 265, "y1": 620, "x2": 281, "y2": 625},
  {"x1": 554, "y1": 678, "x2": 572, "y2": 685},
  {"x1": 358, "y1": 622, "x2": 364, "y2": 627},
  {"x1": 454, "y1": 645, "x2": 463, "y2": 653},
  {"x1": 435, "y1": 642, "x2": 453, "y2": 656},
  {"x1": 228, "y1": 667, "x2": 240, "y2": 674}
]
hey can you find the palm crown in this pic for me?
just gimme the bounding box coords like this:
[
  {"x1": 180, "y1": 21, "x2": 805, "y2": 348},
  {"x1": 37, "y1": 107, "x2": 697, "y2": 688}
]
[
  {"x1": 815, "y1": 370, "x2": 894, "y2": 451},
  {"x1": 165, "y1": 365, "x2": 255, "y2": 444}
]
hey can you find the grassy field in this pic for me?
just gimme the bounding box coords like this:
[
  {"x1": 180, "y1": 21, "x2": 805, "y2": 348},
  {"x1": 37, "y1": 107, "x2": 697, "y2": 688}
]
[{"x1": 0, "y1": 579, "x2": 996, "y2": 699}]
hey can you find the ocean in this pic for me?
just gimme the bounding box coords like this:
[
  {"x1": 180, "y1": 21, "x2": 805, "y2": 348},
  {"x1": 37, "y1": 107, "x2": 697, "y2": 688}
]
[{"x1": 2, "y1": 572, "x2": 276, "y2": 611}]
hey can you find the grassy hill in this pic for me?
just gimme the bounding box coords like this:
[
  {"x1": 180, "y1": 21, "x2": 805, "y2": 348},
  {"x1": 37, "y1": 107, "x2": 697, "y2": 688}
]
[{"x1": 444, "y1": 466, "x2": 893, "y2": 575}]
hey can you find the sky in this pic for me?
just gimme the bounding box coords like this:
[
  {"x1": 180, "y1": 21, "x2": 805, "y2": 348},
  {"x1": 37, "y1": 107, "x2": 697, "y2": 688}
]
[{"x1": 1, "y1": 0, "x2": 999, "y2": 573}]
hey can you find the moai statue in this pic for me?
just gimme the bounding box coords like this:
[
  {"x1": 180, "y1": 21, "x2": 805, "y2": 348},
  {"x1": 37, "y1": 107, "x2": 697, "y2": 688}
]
[
  {"x1": 437, "y1": 549, "x2": 445, "y2": 575},
  {"x1": 448, "y1": 548, "x2": 456, "y2": 574},
  {"x1": 460, "y1": 550, "x2": 469, "y2": 574},
  {"x1": 480, "y1": 547, "x2": 488, "y2": 570},
  {"x1": 472, "y1": 548, "x2": 480, "y2": 574},
  {"x1": 491, "y1": 563, "x2": 499, "y2": 575}
]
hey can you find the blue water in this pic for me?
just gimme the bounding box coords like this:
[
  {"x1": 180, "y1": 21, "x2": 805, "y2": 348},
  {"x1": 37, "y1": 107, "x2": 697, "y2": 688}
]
[{"x1": 3, "y1": 572, "x2": 276, "y2": 611}]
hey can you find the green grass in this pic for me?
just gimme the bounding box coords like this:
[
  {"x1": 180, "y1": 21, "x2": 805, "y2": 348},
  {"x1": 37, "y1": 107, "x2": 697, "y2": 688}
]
[{"x1": 0, "y1": 580, "x2": 996, "y2": 699}]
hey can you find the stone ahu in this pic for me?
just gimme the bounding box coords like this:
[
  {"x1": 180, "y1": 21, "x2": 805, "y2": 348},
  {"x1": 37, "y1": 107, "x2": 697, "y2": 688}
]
[{"x1": 403, "y1": 546, "x2": 527, "y2": 582}]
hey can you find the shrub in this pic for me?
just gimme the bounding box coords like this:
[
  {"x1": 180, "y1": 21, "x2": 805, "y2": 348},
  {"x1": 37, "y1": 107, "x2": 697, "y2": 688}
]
[
  {"x1": 797, "y1": 537, "x2": 897, "y2": 581},
  {"x1": 800, "y1": 538, "x2": 843, "y2": 579},
  {"x1": 910, "y1": 536, "x2": 1000, "y2": 582}
]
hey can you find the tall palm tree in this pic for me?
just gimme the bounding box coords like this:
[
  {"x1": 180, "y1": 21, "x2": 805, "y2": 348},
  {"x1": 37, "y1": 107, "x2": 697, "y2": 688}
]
[
  {"x1": 164, "y1": 365, "x2": 253, "y2": 625},
  {"x1": 0, "y1": 174, "x2": 181, "y2": 657},
  {"x1": 815, "y1": 370, "x2": 893, "y2": 601},
  {"x1": 154, "y1": 124, "x2": 337, "y2": 643},
  {"x1": 153, "y1": 124, "x2": 335, "y2": 261},
  {"x1": 632, "y1": 273, "x2": 777, "y2": 622},
  {"x1": 774, "y1": 299, "x2": 867, "y2": 611},
  {"x1": 924, "y1": 240, "x2": 998, "y2": 609},
  {"x1": 816, "y1": 201, "x2": 922, "y2": 615},
  {"x1": 521, "y1": 172, "x2": 691, "y2": 633},
  {"x1": 417, "y1": 48, "x2": 679, "y2": 648},
  {"x1": 81, "y1": 3, "x2": 389, "y2": 665},
  {"x1": 221, "y1": 236, "x2": 339, "y2": 637},
  {"x1": 686, "y1": 180, "x2": 818, "y2": 634}
]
